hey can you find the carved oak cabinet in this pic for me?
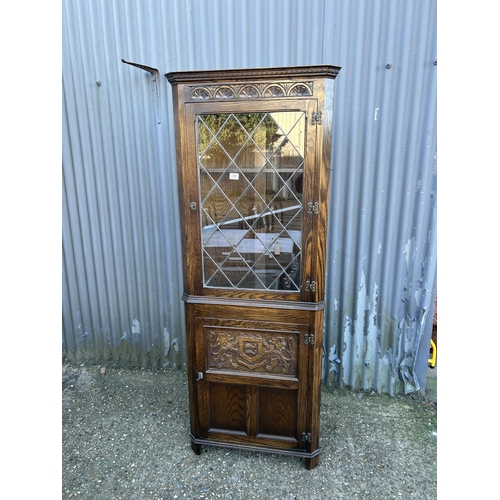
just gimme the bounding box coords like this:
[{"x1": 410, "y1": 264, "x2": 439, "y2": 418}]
[{"x1": 166, "y1": 65, "x2": 340, "y2": 469}]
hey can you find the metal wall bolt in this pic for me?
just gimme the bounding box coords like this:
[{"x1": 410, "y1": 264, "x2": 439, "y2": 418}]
[
  {"x1": 385, "y1": 63, "x2": 392, "y2": 69},
  {"x1": 434, "y1": 60, "x2": 437, "y2": 66},
  {"x1": 96, "y1": 80, "x2": 101, "y2": 86}
]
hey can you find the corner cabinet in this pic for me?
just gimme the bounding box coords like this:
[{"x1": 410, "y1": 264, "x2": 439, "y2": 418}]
[{"x1": 166, "y1": 66, "x2": 340, "y2": 469}]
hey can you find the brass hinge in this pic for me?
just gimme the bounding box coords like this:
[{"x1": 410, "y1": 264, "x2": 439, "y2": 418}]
[
  {"x1": 307, "y1": 201, "x2": 319, "y2": 215},
  {"x1": 304, "y1": 334, "x2": 315, "y2": 345},
  {"x1": 311, "y1": 111, "x2": 322, "y2": 125},
  {"x1": 305, "y1": 280, "x2": 316, "y2": 293},
  {"x1": 301, "y1": 432, "x2": 312, "y2": 442}
]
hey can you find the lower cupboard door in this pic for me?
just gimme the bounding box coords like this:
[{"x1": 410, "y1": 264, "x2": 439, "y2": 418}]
[{"x1": 194, "y1": 317, "x2": 310, "y2": 450}]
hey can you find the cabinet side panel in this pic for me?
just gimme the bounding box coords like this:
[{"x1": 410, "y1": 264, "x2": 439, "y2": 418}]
[
  {"x1": 312, "y1": 78, "x2": 333, "y2": 302},
  {"x1": 307, "y1": 309, "x2": 325, "y2": 456},
  {"x1": 185, "y1": 304, "x2": 200, "y2": 437},
  {"x1": 171, "y1": 85, "x2": 190, "y2": 292}
]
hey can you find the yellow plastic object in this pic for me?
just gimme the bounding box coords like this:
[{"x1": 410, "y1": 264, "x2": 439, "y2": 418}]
[{"x1": 428, "y1": 339, "x2": 437, "y2": 368}]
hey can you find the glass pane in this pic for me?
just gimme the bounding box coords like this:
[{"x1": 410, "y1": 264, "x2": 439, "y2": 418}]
[{"x1": 197, "y1": 112, "x2": 305, "y2": 291}]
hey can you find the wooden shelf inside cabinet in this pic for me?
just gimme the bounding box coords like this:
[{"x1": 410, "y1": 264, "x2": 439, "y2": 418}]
[{"x1": 166, "y1": 65, "x2": 340, "y2": 470}]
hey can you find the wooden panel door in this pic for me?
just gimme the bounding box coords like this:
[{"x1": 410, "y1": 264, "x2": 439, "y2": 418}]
[{"x1": 193, "y1": 317, "x2": 310, "y2": 453}]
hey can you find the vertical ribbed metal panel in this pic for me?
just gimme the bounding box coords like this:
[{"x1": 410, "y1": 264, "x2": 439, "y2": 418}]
[
  {"x1": 62, "y1": 0, "x2": 436, "y2": 393},
  {"x1": 322, "y1": 0, "x2": 437, "y2": 394},
  {"x1": 62, "y1": 0, "x2": 186, "y2": 369}
]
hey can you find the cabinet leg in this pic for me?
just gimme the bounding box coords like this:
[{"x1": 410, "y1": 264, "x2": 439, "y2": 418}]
[
  {"x1": 306, "y1": 455, "x2": 319, "y2": 470},
  {"x1": 191, "y1": 440, "x2": 202, "y2": 455}
]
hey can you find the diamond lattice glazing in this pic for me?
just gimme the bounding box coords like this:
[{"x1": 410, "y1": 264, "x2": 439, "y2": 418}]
[{"x1": 197, "y1": 112, "x2": 305, "y2": 291}]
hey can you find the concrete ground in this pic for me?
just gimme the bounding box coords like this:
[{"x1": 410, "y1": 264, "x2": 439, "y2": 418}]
[{"x1": 62, "y1": 362, "x2": 437, "y2": 499}]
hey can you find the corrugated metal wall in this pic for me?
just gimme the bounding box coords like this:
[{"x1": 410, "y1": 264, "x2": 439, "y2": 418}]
[{"x1": 62, "y1": 0, "x2": 437, "y2": 394}]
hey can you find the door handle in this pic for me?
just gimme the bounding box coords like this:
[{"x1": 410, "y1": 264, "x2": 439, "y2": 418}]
[{"x1": 196, "y1": 371, "x2": 204, "y2": 381}]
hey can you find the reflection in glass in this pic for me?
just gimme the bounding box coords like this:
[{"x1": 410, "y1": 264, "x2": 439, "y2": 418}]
[{"x1": 197, "y1": 112, "x2": 305, "y2": 291}]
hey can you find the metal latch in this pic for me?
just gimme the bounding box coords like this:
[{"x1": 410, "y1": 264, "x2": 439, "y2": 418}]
[
  {"x1": 305, "y1": 280, "x2": 316, "y2": 293},
  {"x1": 196, "y1": 372, "x2": 204, "y2": 381}
]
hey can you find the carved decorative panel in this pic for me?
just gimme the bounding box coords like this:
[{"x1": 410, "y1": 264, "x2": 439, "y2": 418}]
[
  {"x1": 188, "y1": 81, "x2": 313, "y2": 101},
  {"x1": 205, "y1": 327, "x2": 298, "y2": 376}
]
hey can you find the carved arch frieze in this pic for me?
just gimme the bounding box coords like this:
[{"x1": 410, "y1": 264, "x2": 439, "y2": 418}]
[{"x1": 188, "y1": 81, "x2": 313, "y2": 101}]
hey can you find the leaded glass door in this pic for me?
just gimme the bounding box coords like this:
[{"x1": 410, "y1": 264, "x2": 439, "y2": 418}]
[{"x1": 186, "y1": 101, "x2": 317, "y2": 298}]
